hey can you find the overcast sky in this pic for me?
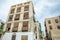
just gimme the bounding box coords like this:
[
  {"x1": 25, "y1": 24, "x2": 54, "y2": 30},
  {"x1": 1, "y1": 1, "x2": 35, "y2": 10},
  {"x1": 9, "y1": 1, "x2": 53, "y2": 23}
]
[{"x1": 0, "y1": 0, "x2": 60, "y2": 35}]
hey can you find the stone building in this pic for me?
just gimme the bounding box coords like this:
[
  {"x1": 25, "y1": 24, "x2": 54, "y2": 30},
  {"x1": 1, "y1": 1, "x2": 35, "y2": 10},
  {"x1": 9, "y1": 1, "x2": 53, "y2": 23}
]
[
  {"x1": 45, "y1": 16, "x2": 60, "y2": 40},
  {"x1": 2, "y1": 1, "x2": 42, "y2": 40}
]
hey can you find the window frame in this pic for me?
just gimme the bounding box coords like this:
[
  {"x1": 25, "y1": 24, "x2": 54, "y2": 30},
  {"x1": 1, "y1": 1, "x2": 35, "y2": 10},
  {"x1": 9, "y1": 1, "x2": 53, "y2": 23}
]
[
  {"x1": 12, "y1": 22, "x2": 19, "y2": 32},
  {"x1": 21, "y1": 35, "x2": 28, "y2": 40},
  {"x1": 22, "y1": 21, "x2": 28, "y2": 32},
  {"x1": 24, "y1": 5, "x2": 29, "y2": 11},
  {"x1": 57, "y1": 25, "x2": 60, "y2": 29},
  {"x1": 16, "y1": 7, "x2": 21, "y2": 13},
  {"x1": 12, "y1": 35, "x2": 16, "y2": 40},
  {"x1": 48, "y1": 20, "x2": 51, "y2": 24},
  {"x1": 55, "y1": 19, "x2": 58, "y2": 23},
  {"x1": 23, "y1": 12, "x2": 29, "y2": 19},
  {"x1": 14, "y1": 14, "x2": 20, "y2": 20},
  {"x1": 6, "y1": 23, "x2": 11, "y2": 32},
  {"x1": 10, "y1": 8, "x2": 15, "y2": 13},
  {"x1": 49, "y1": 25, "x2": 52, "y2": 30},
  {"x1": 8, "y1": 15, "x2": 13, "y2": 21}
]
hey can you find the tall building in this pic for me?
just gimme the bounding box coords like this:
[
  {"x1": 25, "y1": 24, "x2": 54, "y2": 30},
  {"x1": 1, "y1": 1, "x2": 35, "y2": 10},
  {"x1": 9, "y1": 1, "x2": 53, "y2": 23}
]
[
  {"x1": 45, "y1": 16, "x2": 60, "y2": 40},
  {"x1": 3, "y1": 1, "x2": 35, "y2": 32},
  {"x1": 2, "y1": 1, "x2": 41, "y2": 40}
]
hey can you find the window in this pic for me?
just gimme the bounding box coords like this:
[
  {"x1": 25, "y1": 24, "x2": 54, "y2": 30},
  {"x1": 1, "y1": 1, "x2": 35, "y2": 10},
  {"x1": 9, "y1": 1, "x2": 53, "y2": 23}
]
[
  {"x1": 6, "y1": 23, "x2": 11, "y2": 32},
  {"x1": 0, "y1": 34, "x2": 2, "y2": 38},
  {"x1": 22, "y1": 21, "x2": 28, "y2": 32},
  {"x1": 23, "y1": 21, "x2": 28, "y2": 27},
  {"x1": 57, "y1": 25, "x2": 60, "y2": 29},
  {"x1": 12, "y1": 35, "x2": 16, "y2": 40},
  {"x1": 14, "y1": 14, "x2": 20, "y2": 20},
  {"x1": 22, "y1": 27, "x2": 28, "y2": 32},
  {"x1": 12, "y1": 22, "x2": 19, "y2": 32},
  {"x1": 49, "y1": 25, "x2": 52, "y2": 30},
  {"x1": 23, "y1": 12, "x2": 29, "y2": 19},
  {"x1": 55, "y1": 19, "x2": 58, "y2": 23},
  {"x1": 10, "y1": 8, "x2": 15, "y2": 13},
  {"x1": 48, "y1": 20, "x2": 51, "y2": 24},
  {"x1": 24, "y1": 5, "x2": 29, "y2": 11},
  {"x1": 8, "y1": 15, "x2": 13, "y2": 21},
  {"x1": 36, "y1": 34, "x2": 37, "y2": 39},
  {"x1": 16, "y1": 7, "x2": 21, "y2": 13},
  {"x1": 21, "y1": 35, "x2": 28, "y2": 40}
]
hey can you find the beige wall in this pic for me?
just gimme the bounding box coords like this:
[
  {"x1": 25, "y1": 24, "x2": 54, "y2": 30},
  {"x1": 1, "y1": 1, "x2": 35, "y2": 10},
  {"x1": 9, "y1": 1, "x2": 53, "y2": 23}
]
[
  {"x1": 45, "y1": 16, "x2": 60, "y2": 33},
  {"x1": 45, "y1": 16, "x2": 60, "y2": 40},
  {"x1": 51, "y1": 30, "x2": 60, "y2": 40}
]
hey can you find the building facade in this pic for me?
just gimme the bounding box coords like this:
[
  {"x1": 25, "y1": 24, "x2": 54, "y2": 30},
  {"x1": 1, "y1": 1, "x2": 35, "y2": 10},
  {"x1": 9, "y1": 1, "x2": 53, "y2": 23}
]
[
  {"x1": 2, "y1": 1, "x2": 41, "y2": 40},
  {"x1": 2, "y1": 32, "x2": 35, "y2": 40},
  {"x1": 45, "y1": 16, "x2": 60, "y2": 40},
  {"x1": 3, "y1": 1, "x2": 35, "y2": 32}
]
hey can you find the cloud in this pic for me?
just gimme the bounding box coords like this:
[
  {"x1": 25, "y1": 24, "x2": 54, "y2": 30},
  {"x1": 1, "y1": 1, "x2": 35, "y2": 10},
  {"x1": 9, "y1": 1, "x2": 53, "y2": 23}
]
[{"x1": 33, "y1": 0, "x2": 60, "y2": 35}]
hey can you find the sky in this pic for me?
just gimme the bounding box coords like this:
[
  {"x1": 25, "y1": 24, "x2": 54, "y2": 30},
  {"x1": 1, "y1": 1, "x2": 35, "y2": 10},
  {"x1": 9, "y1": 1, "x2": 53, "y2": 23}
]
[{"x1": 0, "y1": 0, "x2": 60, "y2": 35}]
